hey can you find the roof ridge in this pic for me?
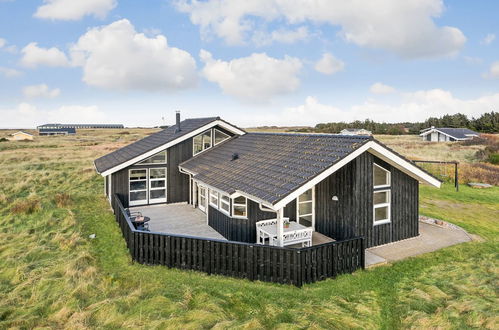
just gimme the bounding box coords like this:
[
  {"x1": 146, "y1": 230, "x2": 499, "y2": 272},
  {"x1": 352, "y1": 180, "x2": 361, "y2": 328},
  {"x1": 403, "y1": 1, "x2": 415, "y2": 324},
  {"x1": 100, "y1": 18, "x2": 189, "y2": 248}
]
[{"x1": 246, "y1": 132, "x2": 371, "y2": 139}]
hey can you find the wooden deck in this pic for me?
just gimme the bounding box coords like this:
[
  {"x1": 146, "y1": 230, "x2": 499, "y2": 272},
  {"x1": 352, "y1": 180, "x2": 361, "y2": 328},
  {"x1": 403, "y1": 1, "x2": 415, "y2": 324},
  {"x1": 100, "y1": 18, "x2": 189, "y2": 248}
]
[{"x1": 130, "y1": 203, "x2": 226, "y2": 240}]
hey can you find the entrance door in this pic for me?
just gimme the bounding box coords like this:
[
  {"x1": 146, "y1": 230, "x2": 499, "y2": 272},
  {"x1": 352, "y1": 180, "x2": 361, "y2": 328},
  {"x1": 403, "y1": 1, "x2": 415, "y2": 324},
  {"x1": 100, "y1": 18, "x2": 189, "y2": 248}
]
[
  {"x1": 198, "y1": 185, "x2": 207, "y2": 213},
  {"x1": 297, "y1": 187, "x2": 315, "y2": 228},
  {"x1": 129, "y1": 169, "x2": 148, "y2": 206},
  {"x1": 149, "y1": 168, "x2": 167, "y2": 204}
]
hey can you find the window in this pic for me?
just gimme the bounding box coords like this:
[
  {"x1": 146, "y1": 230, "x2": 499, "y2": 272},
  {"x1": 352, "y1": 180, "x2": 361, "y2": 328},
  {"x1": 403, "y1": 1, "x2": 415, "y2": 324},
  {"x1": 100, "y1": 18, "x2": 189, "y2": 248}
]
[
  {"x1": 137, "y1": 150, "x2": 166, "y2": 165},
  {"x1": 297, "y1": 188, "x2": 314, "y2": 227},
  {"x1": 198, "y1": 186, "x2": 207, "y2": 212},
  {"x1": 214, "y1": 128, "x2": 230, "y2": 145},
  {"x1": 373, "y1": 190, "x2": 390, "y2": 225},
  {"x1": 209, "y1": 189, "x2": 219, "y2": 208},
  {"x1": 149, "y1": 168, "x2": 167, "y2": 203},
  {"x1": 232, "y1": 196, "x2": 247, "y2": 218},
  {"x1": 373, "y1": 163, "x2": 390, "y2": 188},
  {"x1": 193, "y1": 130, "x2": 212, "y2": 155},
  {"x1": 220, "y1": 194, "x2": 230, "y2": 215},
  {"x1": 129, "y1": 169, "x2": 147, "y2": 206}
]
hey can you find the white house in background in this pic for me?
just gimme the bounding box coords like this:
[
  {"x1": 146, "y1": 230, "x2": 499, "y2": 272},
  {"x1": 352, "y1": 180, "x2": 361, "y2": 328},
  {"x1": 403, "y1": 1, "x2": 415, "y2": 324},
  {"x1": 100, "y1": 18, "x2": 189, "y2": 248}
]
[
  {"x1": 340, "y1": 128, "x2": 372, "y2": 136},
  {"x1": 419, "y1": 126, "x2": 480, "y2": 142},
  {"x1": 7, "y1": 131, "x2": 34, "y2": 141}
]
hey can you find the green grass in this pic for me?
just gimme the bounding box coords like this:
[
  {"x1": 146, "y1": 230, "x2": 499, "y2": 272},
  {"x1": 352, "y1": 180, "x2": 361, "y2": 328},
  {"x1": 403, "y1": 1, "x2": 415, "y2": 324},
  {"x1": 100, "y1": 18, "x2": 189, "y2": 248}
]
[{"x1": 0, "y1": 131, "x2": 498, "y2": 329}]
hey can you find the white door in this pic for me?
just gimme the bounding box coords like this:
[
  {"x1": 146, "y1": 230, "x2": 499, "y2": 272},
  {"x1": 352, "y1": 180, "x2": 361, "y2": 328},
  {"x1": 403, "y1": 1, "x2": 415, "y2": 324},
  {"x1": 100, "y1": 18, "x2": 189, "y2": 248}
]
[
  {"x1": 149, "y1": 168, "x2": 167, "y2": 204},
  {"x1": 198, "y1": 185, "x2": 207, "y2": 213},
  {"x1": 297, "y1": 187, "x2": 315, "y2": 228},
  {"x1": 129, "y1": 169, "x2": 148, "y2": 206}
]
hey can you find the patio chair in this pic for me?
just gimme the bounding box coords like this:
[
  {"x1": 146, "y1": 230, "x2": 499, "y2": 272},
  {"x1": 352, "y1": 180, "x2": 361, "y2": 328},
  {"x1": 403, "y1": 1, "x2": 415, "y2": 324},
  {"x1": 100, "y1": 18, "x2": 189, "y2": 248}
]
[{"x1": 125, "y1": 208, "x2": 142, "y2": 219}]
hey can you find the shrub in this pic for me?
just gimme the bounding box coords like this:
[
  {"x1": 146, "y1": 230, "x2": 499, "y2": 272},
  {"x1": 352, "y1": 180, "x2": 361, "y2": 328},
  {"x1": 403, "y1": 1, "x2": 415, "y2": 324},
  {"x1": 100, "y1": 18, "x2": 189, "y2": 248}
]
[
  {"x1": 0, "y1": 137, "x2": 8, "y2": 142},
  {"x1": 488, "y1": 153, "x2": 499, "y2": 165},
  {"x1": 11, "y1": 198, "x2": 42, "y2": 214},
  {"x1": 54, "y1": 193, "x2": 72, "y2": 208}
]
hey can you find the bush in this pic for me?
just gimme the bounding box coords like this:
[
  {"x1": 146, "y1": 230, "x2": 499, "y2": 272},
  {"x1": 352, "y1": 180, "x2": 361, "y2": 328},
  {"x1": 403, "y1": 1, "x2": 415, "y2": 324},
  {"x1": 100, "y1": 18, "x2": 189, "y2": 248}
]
[
  {"x1": 0, "y1": 137, "x2": 8, "y2": 142},
  {"x1": 11, "y1": 198, "x2": 42, "y2": 214},
  {"x1": 488, "y1": 153, "x2": 499, "y2": 165}
]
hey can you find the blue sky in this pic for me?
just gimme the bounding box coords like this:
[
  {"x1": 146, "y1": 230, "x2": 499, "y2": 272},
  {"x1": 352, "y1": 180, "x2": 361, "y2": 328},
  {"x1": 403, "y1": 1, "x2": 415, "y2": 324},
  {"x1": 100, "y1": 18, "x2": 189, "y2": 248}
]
[{"x1": 0, "y1": 0, "x2": 498, "y2": 128}]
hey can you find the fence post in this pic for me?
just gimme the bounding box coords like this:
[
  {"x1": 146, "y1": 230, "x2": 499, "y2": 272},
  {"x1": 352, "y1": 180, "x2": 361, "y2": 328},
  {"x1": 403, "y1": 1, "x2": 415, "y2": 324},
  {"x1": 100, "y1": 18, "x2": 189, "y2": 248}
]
[{"x1": 455, "y1": 162, "x2": 459, "y2": 192}]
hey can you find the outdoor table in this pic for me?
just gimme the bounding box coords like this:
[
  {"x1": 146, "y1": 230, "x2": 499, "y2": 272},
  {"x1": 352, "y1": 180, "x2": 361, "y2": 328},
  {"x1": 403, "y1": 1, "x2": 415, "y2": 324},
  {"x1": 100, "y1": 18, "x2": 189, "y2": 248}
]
[{"x1": 131, "y1": 216, "x2": 150, "y2": 229}]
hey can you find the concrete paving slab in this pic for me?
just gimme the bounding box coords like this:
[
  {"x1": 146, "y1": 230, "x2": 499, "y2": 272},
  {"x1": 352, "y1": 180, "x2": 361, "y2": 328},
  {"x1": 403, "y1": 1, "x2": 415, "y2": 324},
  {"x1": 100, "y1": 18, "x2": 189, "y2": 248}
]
[
  {"x1": 365, "y1": 250, "x2": 387, "y2": 267},
  {"x1": 367, "y1": 222, "x2": 471, "y2": 263}
]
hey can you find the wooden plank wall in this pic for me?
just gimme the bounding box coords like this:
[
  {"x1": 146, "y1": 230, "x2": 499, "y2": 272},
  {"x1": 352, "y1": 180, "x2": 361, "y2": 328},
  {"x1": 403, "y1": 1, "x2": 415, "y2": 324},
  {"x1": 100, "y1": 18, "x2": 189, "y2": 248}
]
[
  {"x1": 113, "y1": 194, "x2": 365, "y2": 286},
  {"x1": 167, "y1": 138, "x2": 193, "y2": 203},
  {"x1": 315, "y1": 152, "x2": 419, "y2": 248}
]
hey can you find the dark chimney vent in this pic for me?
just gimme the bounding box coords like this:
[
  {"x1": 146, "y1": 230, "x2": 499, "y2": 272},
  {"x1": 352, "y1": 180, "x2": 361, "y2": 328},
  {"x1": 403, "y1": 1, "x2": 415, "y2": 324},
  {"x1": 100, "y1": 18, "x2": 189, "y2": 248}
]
[
  {"x1": 231, "y1": 153, "x2": 239, "y2": 161},
  {"x1": 175, "y1": 111, "x2": 181, "y2": 132}
]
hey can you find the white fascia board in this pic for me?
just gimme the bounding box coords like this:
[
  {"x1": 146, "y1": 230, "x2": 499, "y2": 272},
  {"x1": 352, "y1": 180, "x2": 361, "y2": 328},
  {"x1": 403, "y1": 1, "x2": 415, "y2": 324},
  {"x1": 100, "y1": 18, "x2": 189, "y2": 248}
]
[
  {"x1": 273, "y1": 141, "x2": 373, "y2": 210},
  {"x1": 367, "y1": 143, "x2": 441, "y2": 188},
  {"x1": 272, "y1": 140, "x2": 441, "y2": 210},
  {"x1": 100, "y1": 120, "x2": 245, "y2": 176}
]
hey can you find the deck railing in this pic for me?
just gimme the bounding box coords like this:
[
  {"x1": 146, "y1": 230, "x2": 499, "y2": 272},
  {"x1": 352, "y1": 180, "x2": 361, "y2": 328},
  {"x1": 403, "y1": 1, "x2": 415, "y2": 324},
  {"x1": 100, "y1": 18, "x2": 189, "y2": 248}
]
[{"x1": 113, "y1": 194, "x2": 365, "y2": 286}]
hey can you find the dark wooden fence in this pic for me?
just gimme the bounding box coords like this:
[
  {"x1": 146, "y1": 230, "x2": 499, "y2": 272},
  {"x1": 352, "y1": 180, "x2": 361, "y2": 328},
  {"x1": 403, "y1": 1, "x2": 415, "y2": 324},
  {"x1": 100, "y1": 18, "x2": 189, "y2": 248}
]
[{"x1": 113, "y1": 195, "x2": 365, "y2": 286}]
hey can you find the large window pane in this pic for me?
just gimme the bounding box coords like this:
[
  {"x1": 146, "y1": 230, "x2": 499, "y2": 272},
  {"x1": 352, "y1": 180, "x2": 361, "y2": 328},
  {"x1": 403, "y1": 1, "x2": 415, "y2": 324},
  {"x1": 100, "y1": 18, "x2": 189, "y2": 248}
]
[
  {"x1": 150, "y1": 190, "x2": 166, "y2": 199},
  {"x1": 130, "y1": 191, "x2": 147, "y2": 201},
  {"x1": 202, "y1": 131, "x2": 212, "y2": 149},
  {"x1": 130, "y1": 169, "x2": 147, "y2": 180},
  {"x1": 150, "y1": 181, "x2": 165, "y2": 188},
  {"x1": 137, "y1": 151, "x2": 166, "y2": 164},
  {"x1": 214, "y1": 129, "x2": 230, "y2": 145},
  {"x1": 234, "y1": 196, "x2": 246, "y2": 204},
  {"x1": 130, "y1": 181, "x2": 146, "y2": 191},
  {"x1": 299, "y1": 189, "x2": 313, "y2": 202},
  {"x1": 233, "y1": 205, "x2": 246, "y2": 217},
  {"x1": 374, "y1": 191, "x2": 389, "y2": 204},
  {"x1": 299, "y1": 202, "x2": 312, "y2": 215},
  {"x1": 375, "y1": 206, "x2": 388, "y2": 221},
  {"x1": 193, "y1": 135, "x2": 203, "y2": 155},
  {"x1": 374, "y1": 164, "x2": 390, "y2": 187},
  {"x1": 149, "y1": 168, "x2": 166, "y2": 179}
]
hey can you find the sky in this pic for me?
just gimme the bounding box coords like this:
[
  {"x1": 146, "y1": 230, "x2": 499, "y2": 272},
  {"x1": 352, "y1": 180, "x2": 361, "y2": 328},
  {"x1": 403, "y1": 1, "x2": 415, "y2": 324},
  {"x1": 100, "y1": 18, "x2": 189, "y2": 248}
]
[{"x1": 0, "y1": 0, "x2": 498, "y2": 128}]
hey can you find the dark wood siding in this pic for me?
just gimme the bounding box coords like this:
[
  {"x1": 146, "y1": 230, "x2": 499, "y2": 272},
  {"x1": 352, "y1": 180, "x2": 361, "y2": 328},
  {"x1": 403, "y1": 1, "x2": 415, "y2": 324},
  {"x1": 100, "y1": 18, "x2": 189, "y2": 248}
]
[
  {"x1": 111, "y1": 168, "x2": 129, "y2": 208},
  {"x1": 314, "y1": 152, "x2": 419, "y2": 248},
  {"x1": 167, "y1": 138, "x2": 192, "y2": 203}
]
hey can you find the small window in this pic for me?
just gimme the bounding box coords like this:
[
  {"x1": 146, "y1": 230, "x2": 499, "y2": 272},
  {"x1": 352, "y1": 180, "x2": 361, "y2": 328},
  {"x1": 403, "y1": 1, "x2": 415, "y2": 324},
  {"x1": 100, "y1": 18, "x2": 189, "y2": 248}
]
[
  {"x1": 214, "y1": 128, "x2": 230, "y2": 145},
  {"x1": 373, "y1": 190, "x2": 390, "y2": 225},
  {"x1": 209, "y1": 190, "x2": 219, "y2": 208},
  {"x1": 232, "y1": 196, "x2": 247, "y2": 218},
  {"x1": 220, "y1": 194, "x2": 230, "y2": 215},
  {"x1": 373, "y1": 163, "x2": 390, "y2": 188},
  {"x1": 137, "y1": 150, "x2": 167, "y2": 165},
  {"x1": 193, "y1": 130, "x2": 212, "y2": 155}
]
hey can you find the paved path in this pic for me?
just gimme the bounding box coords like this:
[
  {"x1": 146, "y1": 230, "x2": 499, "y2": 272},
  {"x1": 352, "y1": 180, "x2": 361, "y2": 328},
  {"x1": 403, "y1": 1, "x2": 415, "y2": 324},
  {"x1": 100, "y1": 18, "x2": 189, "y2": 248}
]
[
  {"x1": 366, "y1": 222, "x2": 472, "y2": 267},
  {"x1": 130, "y1": 203, "x2": 226, "y2": 240}
]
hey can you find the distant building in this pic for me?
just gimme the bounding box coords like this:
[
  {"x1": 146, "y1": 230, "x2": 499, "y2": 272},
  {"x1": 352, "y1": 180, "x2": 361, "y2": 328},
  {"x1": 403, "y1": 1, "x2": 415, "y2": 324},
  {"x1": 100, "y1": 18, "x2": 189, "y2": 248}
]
[
  {"x1": 37, "y1": 123, "x2": 124, "y2": 130},
  {"x1": 37, "y1": 123, "x2": 124, "y2": 136},
  {"x1": 340, "y1": 128, "x2": 372, "y2": 136},
  {"x1": 8, "y1": 131, "x2": 34, "y2": 141},
  {"x1": 419, "y1": 126, "x2": 480, "y2": 142}
]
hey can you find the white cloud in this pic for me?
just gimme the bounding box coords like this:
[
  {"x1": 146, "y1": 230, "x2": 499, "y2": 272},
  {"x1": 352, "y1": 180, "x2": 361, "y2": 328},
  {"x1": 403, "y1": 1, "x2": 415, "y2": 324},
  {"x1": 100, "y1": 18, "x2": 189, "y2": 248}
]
[
  {"x1": 370, "y1": 82, "x2": 396, "y2": 94},
  {"x1": 0, "y1": 66, "x2": 22, "y2": 78},
  {"x1": 34, "y1": 0, "x2": 116, "y2": 20},
  {"x1": 0, "y1": 38, "x2": 5, "y2": 48},
  {"x1": 20, "y1": 42, "x2": 69, "y2": 68},
  {"x1": 176, "y1": 0, "x2": 466, "y2": 58},
  {"x1": 314, "y1": 53, "x2": 344, "y2": 75},
  {"x1": 252, "y1": 26, "x2": 309, "y2": 46},
  {"x1": 483, "y1": 61, "x2": 499, "y2": 79},
  {"x1": 0, "y1": 103, "x2": 106, "y2": 128},
  {"x1": 23, "y1": 84, "x2": 61, "y2": 98},
  {"x1": 281, "y1": 89, "x2": 499, "y2": 126},
  {"x1": 481, "y1": 33, "x2": 495, "y2": 45},
  {"x1": 70, "y1": 19, "x2": 197, "y2": 91},
  {"x1": 200, "y1": 50, "x2": 302, "y2": 102},
  {"x1": 0, "y1": 38, "x2": 18, "y2": 53}
]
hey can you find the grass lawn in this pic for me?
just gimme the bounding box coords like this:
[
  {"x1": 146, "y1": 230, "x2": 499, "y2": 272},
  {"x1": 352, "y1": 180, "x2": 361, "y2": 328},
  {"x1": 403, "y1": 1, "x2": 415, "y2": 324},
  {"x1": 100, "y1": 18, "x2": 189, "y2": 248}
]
[{"x1": 0, "y1": 130, "x2": 497, "y2": 329}]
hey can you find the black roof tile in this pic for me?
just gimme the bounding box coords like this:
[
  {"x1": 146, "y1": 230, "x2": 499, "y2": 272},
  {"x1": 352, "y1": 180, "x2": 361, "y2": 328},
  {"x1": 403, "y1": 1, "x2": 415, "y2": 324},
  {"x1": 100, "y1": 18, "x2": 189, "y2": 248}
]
[{"x1": 180, "y1": 133, "x2": 371, "y2": 205}]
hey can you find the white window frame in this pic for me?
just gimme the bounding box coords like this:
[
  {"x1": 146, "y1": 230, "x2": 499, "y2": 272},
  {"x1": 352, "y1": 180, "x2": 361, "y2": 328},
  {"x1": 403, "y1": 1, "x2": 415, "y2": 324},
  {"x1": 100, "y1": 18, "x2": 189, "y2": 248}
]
[
  {"x1": 193, "y1": 129, "x2": 213, "y2": 156},
  {"x1": 129, "y1": 169, "x2": 148, "y2": 206},
  {"x1": 373, "y1": 163, "x2": 391, "y2": 189},
  {"x1": 220, "y1": 194, "x2": 231, "y2": 216},
  {"x1": 214, "y1": 128, "x2": 230, "y2": 146},
  {"x1": 209, "y1": 189, "x2": 219, "y2": 208},
  {"x1": 232, "y1": 196, "x2": 247, "y2": 219},
  {"x1": 148, "y1": 167, "x2": 167, "y2": 204},
  {"x1": 198, "y1": 185, "x2": 207, "y2": 213},
  {"x1": 136, "y1": 150, "x2": 167, "y2": 165},
  {"x1": 296, "y1": 186, "x2": 315, "y2": 229},
  {"x1": 373, "y1": 189, "x2": 391, "y2": 226}
]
